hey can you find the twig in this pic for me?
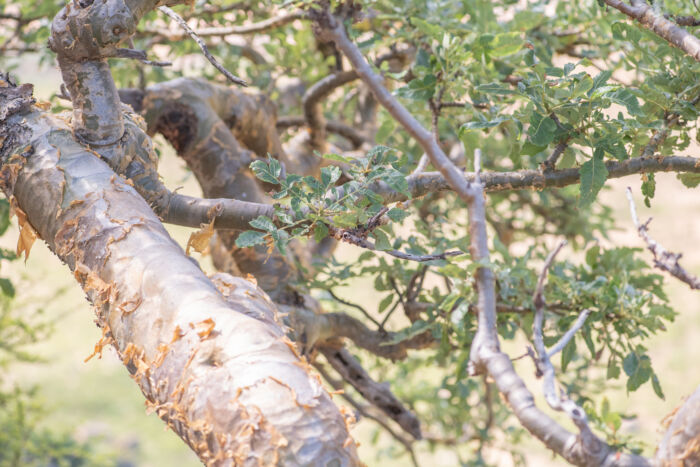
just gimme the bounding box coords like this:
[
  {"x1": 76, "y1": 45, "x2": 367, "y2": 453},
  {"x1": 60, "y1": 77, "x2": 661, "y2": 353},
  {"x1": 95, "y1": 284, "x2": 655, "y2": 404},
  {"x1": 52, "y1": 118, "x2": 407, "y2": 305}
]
[
  {"x1": 276, "y1": 116, "x2": 370, "y2": 148},
  {"x1": 143, "y1": 11, "x2": 305, "y2": 40},
  {"x1": 114, "y1": 47, "x2": 172, "y2": 66},
  {"x1": 626, "y1": 187, "x2": 700, "y2": 289},
  {"x1": 326, "y1": 289, "x2": 382, "y2": 328},
  {"x1": 157, "y1": 6, "x2": 247, "y2": 86},
  {"x1": 332, "y1": 227, "x2": 463, "y2": 262}
]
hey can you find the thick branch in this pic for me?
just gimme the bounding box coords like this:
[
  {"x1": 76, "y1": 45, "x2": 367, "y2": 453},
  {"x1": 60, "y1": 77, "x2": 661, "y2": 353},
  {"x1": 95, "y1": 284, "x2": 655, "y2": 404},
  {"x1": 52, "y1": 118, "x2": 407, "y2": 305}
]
[{"x1": 0, "y1": 82, "x2": 359, "y2": 464}]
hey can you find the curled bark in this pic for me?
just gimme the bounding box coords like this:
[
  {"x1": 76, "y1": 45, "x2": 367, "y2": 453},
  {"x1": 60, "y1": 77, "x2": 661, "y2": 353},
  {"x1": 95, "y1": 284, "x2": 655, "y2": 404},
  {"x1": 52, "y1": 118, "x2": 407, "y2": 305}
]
[{"x1": 0, "y1": 80, "x2": 359, "y2": 465}]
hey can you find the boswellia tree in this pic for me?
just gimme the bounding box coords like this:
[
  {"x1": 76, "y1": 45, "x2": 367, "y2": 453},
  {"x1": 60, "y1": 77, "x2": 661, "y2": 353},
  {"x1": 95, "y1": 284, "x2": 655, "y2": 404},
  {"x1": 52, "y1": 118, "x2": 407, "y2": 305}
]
[{"x1": 2, "y1": 0, "x2": 700, "y2": 464}]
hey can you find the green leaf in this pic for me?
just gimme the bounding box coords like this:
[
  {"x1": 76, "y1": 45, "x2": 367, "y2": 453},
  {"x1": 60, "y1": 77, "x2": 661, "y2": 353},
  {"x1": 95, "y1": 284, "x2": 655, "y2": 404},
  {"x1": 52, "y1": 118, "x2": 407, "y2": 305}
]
[
  {"x1": 460, "y1": 116, "x2": 509, "y2": 133},
  {"x1": 651, "y1": 373, "x2": 665, "y2": 400},
  {"x1": 250, "y1": 159, "x2": 282, "y2": 185},
  {"x1": 395, "y1": 75, "x2": 437, "y2": 101},
  {"x1": 0, "y1": 278, "x2": 15, "y2": 298},
  {"x1": 378, "y1": 294, "x2": 394, "y2": 313},
  {"x1": 314, "y1": 222, "x2": 329, "y2": 243},
  {"x1": 579, "y1": 147, "x2": 609, "y2": 207},
  {"x1": 678, "y1": 173, "x2": 700, "y2": 188},
  {"x1": 641, "y1": 173, "x2": 655, "y2": 207},
  {"x1": 528, "y1": 113, "x2": 557, "y2": 146},
  {"x1": 323, "y1": 153, "x2": 353, "y2": 164},
  {"x1": 372, "y1": 229, "x2": 392, "y2": 251},
  {"x1": 489, "y1": 32, "x2": 523, "y2": 57},
  {"x1": 386, "y1": 208, "x2": 409, "y2": 223},
  {"x1": 476, "y1": 82, "x2": 516, "y2": 95},
  {"x1": 383, "y1": 170, "x2": 411, "y2": 198},
  {"x1": 0, "y1": 199, "x2": 10, "y2": 236},
  {"x1": 249, "y1": 215, "x2": 276, "y2": 232},
  {"x1": 589, "y1": 70, "x2": 612, "y2": 96},
  {"x1": 607, "y1": 88, "x2": 643, "y2": 116},
  {"x1": 320, "y1": 165, "x2": 342, "y2": 189},
  {"x1": 571, "y1": 75, "x2": 593, "y2": 99},
  {"x1": 624, "y1": 353, "x2": 652, "y2": 392},
  {"x1": 235, "y1": 230, "x2": 267, "y2": 248},
  {"x1": 561, "y1": 337, "x2": 576, "y2": 372}
]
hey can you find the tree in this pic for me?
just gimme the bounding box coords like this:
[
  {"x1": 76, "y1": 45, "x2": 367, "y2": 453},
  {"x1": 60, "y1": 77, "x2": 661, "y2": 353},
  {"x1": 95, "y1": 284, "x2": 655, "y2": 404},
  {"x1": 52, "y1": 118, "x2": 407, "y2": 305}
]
[{"x1": 1, "y1": 0, "x2": 700, "y2": 465}]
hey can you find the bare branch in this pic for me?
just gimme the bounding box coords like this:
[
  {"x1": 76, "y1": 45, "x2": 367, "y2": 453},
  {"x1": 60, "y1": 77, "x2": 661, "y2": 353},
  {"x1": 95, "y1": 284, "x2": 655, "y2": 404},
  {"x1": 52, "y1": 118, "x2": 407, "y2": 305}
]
[
  {"x1": 320, "y1": 346, "x2": 422, "y2": 440},
  {"x1": 157, "y1": 6, "x2": 247, "y2": 86},
  {"x1": 331, "y1": 226, "x2": 463, "y2": 263},
  {"x1": 326, "y1": 289, "x2": 382, "y2": 328},
  {"x1": 303, "y1": 71, "x2": 359, "y2": 150},
  {"x1": 320, "y1": 13, "x2": 476, "y2": 203},
  {"x1": 277, "y1": 116, "x2": 370, "y2": 148},
  {"x1": 142, "y1": 11, "x2": 305, "y2": 41},
  {"x1": 626, "y1": 187, "x2": 700, "y2": 289},
  {"x1": 604, "y1": 0, "x2": 700, "y2": 61}
]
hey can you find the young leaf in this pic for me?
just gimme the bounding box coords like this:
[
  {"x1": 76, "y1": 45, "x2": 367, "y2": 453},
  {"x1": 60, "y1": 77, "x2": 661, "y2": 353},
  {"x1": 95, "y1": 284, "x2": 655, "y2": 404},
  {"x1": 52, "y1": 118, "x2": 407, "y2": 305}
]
[
  {"x1": 235, "y1": 230, "x2": 267, "y2": 248},
  {"x1": 528, "y1": 113, "x2": 557, "y2": 146},
  {"x1": 579, "y1": 147, "x2": 609, "y2": 207}
]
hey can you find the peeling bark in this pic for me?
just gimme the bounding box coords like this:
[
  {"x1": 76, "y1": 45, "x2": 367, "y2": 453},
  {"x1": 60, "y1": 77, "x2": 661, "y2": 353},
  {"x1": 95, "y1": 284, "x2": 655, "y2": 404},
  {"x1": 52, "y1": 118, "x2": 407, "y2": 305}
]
[{"x1": 0, "y1": 81, "x2": 359, "y2": 466}]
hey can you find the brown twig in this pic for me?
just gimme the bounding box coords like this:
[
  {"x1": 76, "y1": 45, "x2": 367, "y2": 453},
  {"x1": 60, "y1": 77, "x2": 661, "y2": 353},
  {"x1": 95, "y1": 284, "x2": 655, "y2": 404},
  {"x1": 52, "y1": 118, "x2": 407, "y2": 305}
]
[{"x1": 158, "y1": 6, "x2": 247, "y2": 86}]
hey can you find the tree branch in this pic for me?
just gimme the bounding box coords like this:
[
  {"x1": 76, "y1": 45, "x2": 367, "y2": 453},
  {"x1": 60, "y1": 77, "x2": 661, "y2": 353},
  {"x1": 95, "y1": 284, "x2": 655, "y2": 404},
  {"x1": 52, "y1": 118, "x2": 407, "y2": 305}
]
[
  {"x1": 320, "y1": 345, "x2": 422, "y2": 440},
  {"x1": 626, "y1": 187, "x2": 700, "y2": 289},
  {"x1": 604, "y1": 0, "x2": 700, "y2": 61},
  {"x1": 157, "y1": 6, "x2": 247, "y2": 86}
]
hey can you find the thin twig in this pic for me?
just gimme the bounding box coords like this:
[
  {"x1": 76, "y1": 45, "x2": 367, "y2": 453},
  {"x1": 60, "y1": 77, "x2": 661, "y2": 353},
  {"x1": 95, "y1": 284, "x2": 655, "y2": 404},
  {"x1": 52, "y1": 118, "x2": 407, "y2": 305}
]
[
  {"x1": 326, "y1": 289, "x2": 382, "y2": 328},
  {"x1": 158, "y1": 6, "x2": 247, "y2": 86},
  {"x1": 626, "y1": 187, "x2": 700, "y2": 289}
]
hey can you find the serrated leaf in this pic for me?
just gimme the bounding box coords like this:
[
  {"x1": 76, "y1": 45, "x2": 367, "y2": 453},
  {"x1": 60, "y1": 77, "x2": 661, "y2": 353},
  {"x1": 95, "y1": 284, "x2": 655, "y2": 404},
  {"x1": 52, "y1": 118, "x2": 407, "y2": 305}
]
[
  {"x1": 607, "y1": 88, "x2": 643, "y2": 116},
  {"x1": 235, "y1": 230, "x2": 267, "y2": 248},
  {"x1": 386, "y1": 208, "x2": 409, "y2": 223},
  {"x1": 372, "y1": 229, "x2": 392, "y2": 251},
  {"x1": 321, "y1": 165, "x2": 342, "y2": 189},
  {"x1": 589, "y1": 70, "x2": 612, "y2": 96},
  {"x1": 249, "y1": 215, "x2": 276, "y2": 232},
  {"x1": 579, "y1": 147, "x2": 609, "y2": 207},
  {"x1": 528, "y1": 113, "x2": 557, "y2": 146}
]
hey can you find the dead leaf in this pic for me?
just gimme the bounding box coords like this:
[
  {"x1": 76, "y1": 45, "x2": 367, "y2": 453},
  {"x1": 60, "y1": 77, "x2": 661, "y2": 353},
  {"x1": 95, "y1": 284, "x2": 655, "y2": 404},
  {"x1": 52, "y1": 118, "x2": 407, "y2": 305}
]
[{"x1": 186, "y1": 219, "x2": 215, "y2": 256}]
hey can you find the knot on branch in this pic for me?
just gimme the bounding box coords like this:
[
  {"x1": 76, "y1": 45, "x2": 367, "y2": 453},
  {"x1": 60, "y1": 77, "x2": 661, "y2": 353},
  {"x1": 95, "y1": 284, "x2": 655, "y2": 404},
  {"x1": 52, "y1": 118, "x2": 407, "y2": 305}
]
[
  {"x1": 0, "y1": 74, "x2": 35, "y2": 122},
  {"x1": 49, "y1": 0, "x2": 137, "y2": 61}
]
